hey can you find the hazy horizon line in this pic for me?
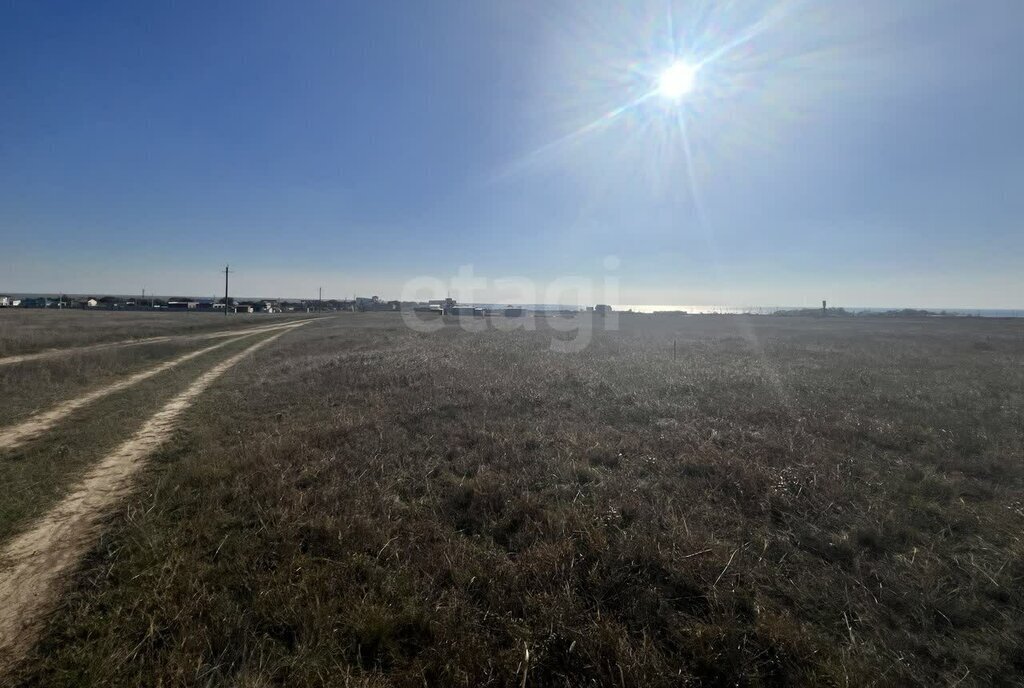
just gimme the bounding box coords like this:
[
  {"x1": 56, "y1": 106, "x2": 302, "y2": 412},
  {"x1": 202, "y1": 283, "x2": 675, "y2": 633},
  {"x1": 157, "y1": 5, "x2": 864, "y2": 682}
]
[{"x1": 2, "y1": 290, "x2": 1022, "y2": 316}]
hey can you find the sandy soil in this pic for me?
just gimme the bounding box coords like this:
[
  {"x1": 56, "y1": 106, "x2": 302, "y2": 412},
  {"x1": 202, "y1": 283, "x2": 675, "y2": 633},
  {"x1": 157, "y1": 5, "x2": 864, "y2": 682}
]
[{"x1": 0, "y1": 324, "x2": 304, "y2": 672}]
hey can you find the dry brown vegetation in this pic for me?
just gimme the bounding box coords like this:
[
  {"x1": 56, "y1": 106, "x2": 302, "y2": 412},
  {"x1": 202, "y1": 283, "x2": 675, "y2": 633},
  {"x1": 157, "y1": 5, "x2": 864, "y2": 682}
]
[
  {"x1": 5, "y1": 313, "x2": 1024, "y2": 686},
  {"x1": 0, "y1": 333, "x2": 278, "y2": 543},
  {"x1": 0, "y1": 340, "x2": 212, "y2": 424},
  {"x1": 0, "y1": 309, "x2": 306, "y2": 357}
]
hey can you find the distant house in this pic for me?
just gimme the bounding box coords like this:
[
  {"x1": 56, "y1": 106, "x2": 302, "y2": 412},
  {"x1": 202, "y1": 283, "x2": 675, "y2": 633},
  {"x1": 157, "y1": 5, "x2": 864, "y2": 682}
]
[
  {"x1": 233, "y1": 304, "x2": 254, "y2": 314},
  {"x1": 167, "y1": 300, "x2": 199, "y2": 310},
  {"x1": 428, "y1": 298, "x2": 457, "y2": 314},
  {"x1": 80, "y1": 298, "x2": 98, "y2": 308},
  {"x1": 0, "y1": 296, "x2": 10, "y2": 307},
  {"x1": 370, "y1": 298, "x2": 396, "y2": 312},
  {"x1": 449, "y1": 306, "x2": 483, "y2": 317},
  {"x1": 355, "y1": 296, "x2": 394, "y2": 312}
]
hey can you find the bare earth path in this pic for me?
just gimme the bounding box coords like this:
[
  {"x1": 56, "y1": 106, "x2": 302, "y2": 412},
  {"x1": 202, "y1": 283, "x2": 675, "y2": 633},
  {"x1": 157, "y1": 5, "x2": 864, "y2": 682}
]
[
  {"x1": 0, "y1": 325, "x2": 302, "y2": 672},
  {"x1": 0, "y1": 320, "x2": 306, "y2": 451},
  {"x1": 0, "y1": 318, "x2": 314, "y2": 368},
  {"x1": 0, "y1": 324, "x2": 267, "y2": 451}
]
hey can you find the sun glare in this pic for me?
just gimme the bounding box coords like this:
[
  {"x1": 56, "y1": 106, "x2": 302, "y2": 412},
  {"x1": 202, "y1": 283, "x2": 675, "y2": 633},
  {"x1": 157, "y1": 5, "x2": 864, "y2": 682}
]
[{"x1": 657, "y1": 61, "x2": 697, "y2": 101}]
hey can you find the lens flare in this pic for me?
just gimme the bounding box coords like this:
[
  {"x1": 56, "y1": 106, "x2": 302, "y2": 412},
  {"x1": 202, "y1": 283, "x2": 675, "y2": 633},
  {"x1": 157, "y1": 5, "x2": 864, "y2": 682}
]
[
  {"x1": 495, "y1": 0, "x2": 840, "y2": 188},
  {"x1": 657, "y1": 61, "x2": 697, "y2": 100}
]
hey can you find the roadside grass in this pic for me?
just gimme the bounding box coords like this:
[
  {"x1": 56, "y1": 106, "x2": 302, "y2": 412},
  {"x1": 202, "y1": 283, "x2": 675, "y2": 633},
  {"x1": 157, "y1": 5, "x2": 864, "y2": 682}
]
[
  {"x1": 0, "y1": 310, "x2": 311, "y2": 357},
  {"x1": 0, "y1": 340, "x2": 218, "y2": 425},
  {"x1": 10, "y1": 314, "x2": 1024, "y2": 686},
  {"x1": 0, "y1": 332, "x2": 282, "y2": 543}
]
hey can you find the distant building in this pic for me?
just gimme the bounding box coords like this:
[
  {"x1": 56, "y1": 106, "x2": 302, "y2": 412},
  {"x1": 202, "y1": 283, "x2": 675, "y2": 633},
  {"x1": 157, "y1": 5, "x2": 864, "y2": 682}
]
[
  {"x1": 595, "y1": 304, "x2": 613, "y2": 315},
  {"x1": 80, "y1": 298, "x2": 98, "y2": 308},
  {"x1": 167, "y1": 300, "x2": 198, "y2": 310},
  {"x1": 0, "y1": 296, "x2": 9, "y2": 307},
  {"x1": 354, "y1": 296, "x2": 397, "y2": 312},
  {"x1": 428, "y1": 298, "x2": 457, "y2": 314},
  {"x1": 20, "y1": 297, "x2": 55, "y2": 308},
  {"x1": 233, "y1": 304, "x2": 254, "y2": 314},
  {"x1": 449, "y1": 306, "x2": 483, "y2": 317}
]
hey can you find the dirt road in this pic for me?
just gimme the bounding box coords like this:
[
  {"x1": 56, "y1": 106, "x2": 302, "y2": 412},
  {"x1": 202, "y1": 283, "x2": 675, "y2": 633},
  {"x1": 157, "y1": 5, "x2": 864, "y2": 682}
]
[
  {"x1": 0, "y1": 320, "x2": 306, "y2": 451},
  {"x1": 0, "y1": 318, "x2": 316, "y2": 368},
  {"x1": 0, "y1": 325, "x2": 302, "y2": 673}
]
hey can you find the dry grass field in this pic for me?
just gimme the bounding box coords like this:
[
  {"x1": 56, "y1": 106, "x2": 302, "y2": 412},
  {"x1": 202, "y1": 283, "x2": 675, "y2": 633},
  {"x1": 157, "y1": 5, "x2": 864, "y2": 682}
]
[
  {"x1": 0, "y1": 332, "x2": 286, "y2": 543},
  {"x1": 0, "y1": 309, "x2": 308, "y2": 358},
  {"x1": 2, "y1": 311, "x2": 1023, "y2": 686},
  {"x1": 0, "y1": 340, "x2": 207, "y2": 424}
]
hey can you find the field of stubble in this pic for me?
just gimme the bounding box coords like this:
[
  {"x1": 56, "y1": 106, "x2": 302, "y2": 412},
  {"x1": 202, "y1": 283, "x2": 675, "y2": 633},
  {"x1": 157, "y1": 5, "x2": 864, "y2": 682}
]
[
  {"x1": 8, "y1": 312, "x2": 1024, "y2": 687},
  {"x1": 0, "y1": 309, "x2": 303, "y2": 357}
]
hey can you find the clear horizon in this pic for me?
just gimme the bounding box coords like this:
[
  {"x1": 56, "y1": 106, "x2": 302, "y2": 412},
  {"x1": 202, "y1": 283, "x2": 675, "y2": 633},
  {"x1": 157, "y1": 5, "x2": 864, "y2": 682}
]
[
  {"x1": 2, "y1": 289, "x2": 1021, "y2": 315},
  {"x1": 2, "y1": 1, "x2": 1022, "y2": 308}
]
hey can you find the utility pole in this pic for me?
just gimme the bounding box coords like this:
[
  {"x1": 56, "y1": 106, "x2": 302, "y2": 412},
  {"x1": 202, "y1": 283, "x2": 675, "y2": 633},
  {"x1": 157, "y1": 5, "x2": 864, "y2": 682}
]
[
  {"x1": 224, "y1": 264, "x2": 232, "y2": 316},
  {"x1": 319, "y1": 286, "x2": 322, "y2": 312},
  {"x1": 141, "y1": 287, "x2": 145, "y2": 311}
]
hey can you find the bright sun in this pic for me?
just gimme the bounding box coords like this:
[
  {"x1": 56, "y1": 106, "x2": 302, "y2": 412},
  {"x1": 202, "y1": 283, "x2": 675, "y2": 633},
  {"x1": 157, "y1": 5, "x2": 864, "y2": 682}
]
[{"x1": 657, "y1": 61, "x2": 697, "y2": 100}]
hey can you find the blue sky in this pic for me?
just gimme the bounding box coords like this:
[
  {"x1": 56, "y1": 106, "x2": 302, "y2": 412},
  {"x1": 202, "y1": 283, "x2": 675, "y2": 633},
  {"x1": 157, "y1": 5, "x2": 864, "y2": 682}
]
[{"x1": 1, "y1": 0, "x2": 1022, "y2": 307}]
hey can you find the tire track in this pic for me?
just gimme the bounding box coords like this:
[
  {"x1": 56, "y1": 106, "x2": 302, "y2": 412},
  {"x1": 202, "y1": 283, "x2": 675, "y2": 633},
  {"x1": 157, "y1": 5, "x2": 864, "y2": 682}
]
[
  {"x1": 0, "y1": 324, "x2": 304, "y2": 672},
  {"x1": 0, "y1": 327, "x2": 273, "y2": 452},
  {"x1": 0, "y1": 318, "x2": 315, "y2": 368}
]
